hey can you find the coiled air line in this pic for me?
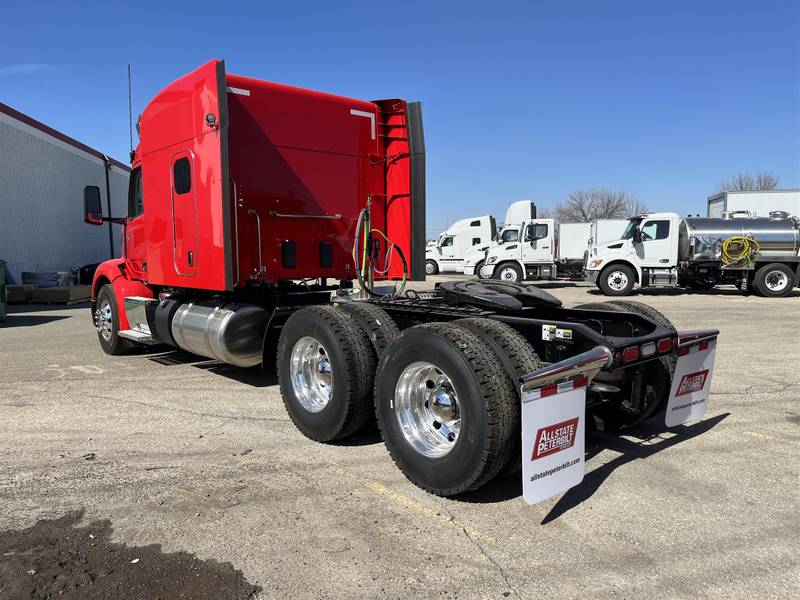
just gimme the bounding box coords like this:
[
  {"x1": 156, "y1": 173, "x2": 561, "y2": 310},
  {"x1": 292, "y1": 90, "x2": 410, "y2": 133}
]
[{"x1": 351, "y1": 204, "x2": 408, "y2": 297}]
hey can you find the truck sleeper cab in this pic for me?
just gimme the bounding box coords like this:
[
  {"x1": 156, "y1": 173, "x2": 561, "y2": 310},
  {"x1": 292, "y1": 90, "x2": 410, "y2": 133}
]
[{"x1": 84, "y1": 61, "x2": 719, "y2": 504}]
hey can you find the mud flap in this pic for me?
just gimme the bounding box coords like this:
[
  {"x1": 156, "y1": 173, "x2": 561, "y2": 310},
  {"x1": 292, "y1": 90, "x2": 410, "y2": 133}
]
[
  {"x1": 521, "y1": 378, "x2": 587, "y2": 505},
  {"x1": 665, "y1": 331, "x2": 719, "y2": 427},
  {"x1": 519, "y1": 346, "x2": 611, "y2": 506}
]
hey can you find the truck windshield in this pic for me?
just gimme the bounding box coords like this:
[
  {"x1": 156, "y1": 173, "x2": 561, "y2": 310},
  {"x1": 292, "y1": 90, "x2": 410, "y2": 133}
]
[{"x1": 621, "y1": 218, "x2": 643, "y2": 239}]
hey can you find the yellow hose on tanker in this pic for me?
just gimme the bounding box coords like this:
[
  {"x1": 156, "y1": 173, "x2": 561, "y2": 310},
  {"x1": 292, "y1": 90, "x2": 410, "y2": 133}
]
[{"x1": 721, "y1": 236, "x2": 760, "y2": 268}]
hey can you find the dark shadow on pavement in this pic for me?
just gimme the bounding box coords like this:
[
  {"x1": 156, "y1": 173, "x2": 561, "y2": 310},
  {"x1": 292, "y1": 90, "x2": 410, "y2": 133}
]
[
  {"x1": 539, "y1": 412, "x2": 730, "y2": 523},
  {"x1": 0, "y1": 314, "x2": 70, "y2": 328},
  {"x1": 0, "y1": 510, "x2": 262, "y2": 600},
  {"x1": 456, "y1": 412, "x2": 729, "y2": 508},
  {"x1": 147, "y1": 350, "x2": 277, "y2": 388}
]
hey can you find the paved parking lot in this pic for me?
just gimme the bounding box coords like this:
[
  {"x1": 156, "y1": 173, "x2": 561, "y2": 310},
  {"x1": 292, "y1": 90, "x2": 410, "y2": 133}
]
[{"x1": 1, "y1": 278, "x2": 798, "y2": 599}]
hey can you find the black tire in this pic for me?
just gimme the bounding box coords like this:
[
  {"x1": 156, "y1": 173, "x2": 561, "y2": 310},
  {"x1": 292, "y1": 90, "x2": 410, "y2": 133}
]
[
  {"x1": 277, "y1": 305, "x2": 376, "y2": 442},
  {"x1": 574, "y1": 300, "x2": 675, "y2": 431},
  {"x1": 425, "y1": 260, "x2": 439, "y2": 275},
  {"x1": 753, "y1": 263, "x2": 795, "y2": 297},
  {"x1": 94, "y1": 285, "x2": 132, "y2": 356},
  {"x1": 598, "y1": 264, "x2": 636, "y2": 296},
  {"x1": 337, "y1": 301, "x2": 400, "y2": 358},
  {"x1": 454, "y1": 317, "x2": 543, "y2": 475},
  {"x1": 475, "y1": 261, "x2": 489, "y2": 279},
  {"x1": 375, "y1": 322, "x2": 517, "y2": 496},
  {"x1": 493, "y1": 262, "x2": 523, "y2": 283}
]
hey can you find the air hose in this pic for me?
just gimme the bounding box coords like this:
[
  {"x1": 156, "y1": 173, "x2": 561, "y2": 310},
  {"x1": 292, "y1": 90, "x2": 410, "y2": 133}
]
[
  {"x1": 721, "y1": 235, "x2": 760, "y2": 268},
  {"x1": 351, "y1": 208, "x2": 408, "y2": 297}
]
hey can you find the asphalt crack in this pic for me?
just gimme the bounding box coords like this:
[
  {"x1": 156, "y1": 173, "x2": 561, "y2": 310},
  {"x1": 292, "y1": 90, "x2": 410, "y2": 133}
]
[{"x1": 440, "y1": 504, "x2": 520, "y2": 599}]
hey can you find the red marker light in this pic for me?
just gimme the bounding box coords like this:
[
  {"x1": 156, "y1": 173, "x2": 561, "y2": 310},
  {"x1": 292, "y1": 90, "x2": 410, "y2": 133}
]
[
  {"x1": 657, "y1": 338, "x2": 673, "y2": 353},
  {"x1": 622, "y1": 346, "x2": 640, "y2": 363}
]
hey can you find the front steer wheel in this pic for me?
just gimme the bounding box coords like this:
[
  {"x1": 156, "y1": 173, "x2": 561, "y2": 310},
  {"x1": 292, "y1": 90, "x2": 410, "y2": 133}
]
[
  {"x1": 598, "y1": 264, "x2": 636, "y2": 296},
  {"x1": 277, "y1": 306, "x2": 376, "y2": 442},
  {"x1": 94, "y1": 285, "x2": 131, "y2": 356},
  {"x1": 375, "y1": 322, "x2": 517, "y2": 496}
]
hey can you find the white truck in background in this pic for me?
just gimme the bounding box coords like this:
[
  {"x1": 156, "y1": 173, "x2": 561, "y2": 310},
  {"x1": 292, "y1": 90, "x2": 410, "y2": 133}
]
[
  {"x1": 464, "y1": 202, "x2": 631, "y2": 282},
  {"x1": 425, "y1": 214, "x2": 497, "y2": 274},
  {"x1": 707, "y1": 190, "x2": 800, "y2": 218},
  {"x1": 585, "y1": 211, "x2": 800, "y2": 297}
]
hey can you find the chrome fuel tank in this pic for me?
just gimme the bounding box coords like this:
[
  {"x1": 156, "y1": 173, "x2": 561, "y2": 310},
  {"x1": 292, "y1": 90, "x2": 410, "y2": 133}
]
[
  {"x1": 171, "y1": 302, "x2": 268, "y2": 367},
  {"x1": 678, "y1": 216, "x2": 800, "y2": 262}
]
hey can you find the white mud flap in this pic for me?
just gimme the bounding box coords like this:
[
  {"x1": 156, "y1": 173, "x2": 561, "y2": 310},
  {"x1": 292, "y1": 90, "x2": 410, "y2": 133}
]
[
  {"x1": 665, "y1": 331, "x2": 719, "y2": 427},
  {"x1": 519, "y1": 346, "x2": 611, "y2": 506},
  {"x1": 521, "y1": 377, "x2": 587, "y2": 505}
]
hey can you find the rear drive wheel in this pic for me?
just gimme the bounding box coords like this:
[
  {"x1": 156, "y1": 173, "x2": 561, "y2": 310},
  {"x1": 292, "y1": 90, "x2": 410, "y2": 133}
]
[
  {"x1": 94, "y1": 285, "x2": 131, "y2": 355},
  {"x1": 425, "y1": 260, "x2": 439, "y2": 275},
  {"x1": 494, "y1": 262, "x2": 523, "y2": 283},
  {"x1": 454, "y1": 317, "x2": 543, "y2": 474},
  {"x1": 375, "y1": 323, "x2": 517, "y2": 496},
  {"x1": 574, "y1": 300, "x2": 675, "y2": 431},
  {"x1": 598, "y1": 264, "x2": 635, "y2": 296},
  {"x1": 277, "y1": 306, "x2": 375, "y2": 441},
  {"x1": 753, "y1": 263, "x2": 795, "y2": 297},
  {"x1": 337, "y1": 301, "x2": 400, "y2": 358}
]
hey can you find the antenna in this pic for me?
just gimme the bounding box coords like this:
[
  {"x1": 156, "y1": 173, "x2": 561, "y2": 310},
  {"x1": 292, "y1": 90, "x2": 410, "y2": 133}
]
[{"x1": 127, "y1": 64, "x2": 133, "y2": 159}]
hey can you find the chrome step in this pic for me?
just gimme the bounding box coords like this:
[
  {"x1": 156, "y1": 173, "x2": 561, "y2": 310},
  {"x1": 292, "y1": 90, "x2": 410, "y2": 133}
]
[{"x1": 118, "y1": 329, "x2": 158, "y2": 344}]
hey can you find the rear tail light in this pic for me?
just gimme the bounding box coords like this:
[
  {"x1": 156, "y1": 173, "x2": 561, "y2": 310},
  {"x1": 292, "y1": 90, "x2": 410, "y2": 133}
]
[
  {"x1": 640, "y1": 342, "x2": 656, "y2": 357},
  {"x1": 657, "y1": 338, "x2": 674, "y2": 353},
  {"x1": 622, "y1": 346, "x2": 640, "y2": 363}
]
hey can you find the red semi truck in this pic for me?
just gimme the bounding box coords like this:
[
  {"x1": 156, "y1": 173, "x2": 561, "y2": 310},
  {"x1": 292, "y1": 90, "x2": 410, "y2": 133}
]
[{"x1": 84, "y1": 60, "x2": 719, "y2": 503}]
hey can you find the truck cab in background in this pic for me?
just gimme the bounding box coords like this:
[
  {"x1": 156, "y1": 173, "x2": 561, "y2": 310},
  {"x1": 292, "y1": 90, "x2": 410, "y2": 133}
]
[
  {"x1": 586, "y1": 212, "x2": 800, "y2": 297},
  {"x1": 482, "y1": 218, "x2": 556, "y2": 282},
  {"x1": 425, "y1": 215, "x2": 496, "y2": 275}
]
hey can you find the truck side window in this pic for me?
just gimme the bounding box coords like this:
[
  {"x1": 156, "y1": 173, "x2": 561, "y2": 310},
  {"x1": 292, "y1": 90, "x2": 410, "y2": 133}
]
[
  {"x1": 525, "y1": 223, "x2": 548, "y2": 241},
  {"x1": 640, "y1": 220, "x2": 670, "y2": 241},
  {"x1": 470, "y1": 220, "x2": 481, "y2": 227},
  {"x1": 472, "y1": 237, "x2": 481, "y2": 245},
  {"x1": 128, "y1": 167, "x2": 144, "y2": 219},
  {"x1": 173, "y1": 157, "x2": 192, "y2": 195},
  {"x1": 441, "y1": 236, "x2": 454, "y2": 247}
]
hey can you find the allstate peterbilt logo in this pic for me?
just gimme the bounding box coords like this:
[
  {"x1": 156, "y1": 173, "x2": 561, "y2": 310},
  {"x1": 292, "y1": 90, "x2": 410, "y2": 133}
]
[
  {"x1": 676, "y1": 369, "x2": 709, "y2": 396},
  {"x1": 531, "y1": 417, "x2": 579, "y2": 460}
]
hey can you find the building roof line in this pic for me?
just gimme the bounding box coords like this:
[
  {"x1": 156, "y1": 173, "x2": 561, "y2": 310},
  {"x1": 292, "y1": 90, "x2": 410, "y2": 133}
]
[{"x1": 0, "y1": 102, "x2": 131, "y2": 172}]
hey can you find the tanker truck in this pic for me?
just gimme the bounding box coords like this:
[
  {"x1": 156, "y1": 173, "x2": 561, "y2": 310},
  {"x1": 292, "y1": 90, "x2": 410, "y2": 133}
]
[
  {"x1": 585, "y1": 211, "x2": 800, "y2": 297},
  {"x1": 82, "y1": 60, "x2": 719, "y2": 505}
]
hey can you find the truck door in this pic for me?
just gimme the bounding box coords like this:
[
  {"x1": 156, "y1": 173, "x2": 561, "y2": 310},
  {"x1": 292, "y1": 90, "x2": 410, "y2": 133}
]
[
  {"x1": 438, "y1": 235, "x2": 457, "y2": 272},
  {"x1": 125, "y1": 166, "x2": 147, "y2": 280},
  {"x1": 171, "y1": 150, "x2": 198, "y2": 276},
  {"x1": 634, "y1": 219, "x2": 673, "y2": 267},
  {"x1": 522, "y1": 220, "x2": 553, "y2": 263}
]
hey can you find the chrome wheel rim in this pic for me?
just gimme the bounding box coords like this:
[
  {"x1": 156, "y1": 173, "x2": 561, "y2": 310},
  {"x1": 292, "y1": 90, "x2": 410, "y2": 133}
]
[
  {"x1": 95, "y1": 300, "x2": 113, "y2": 341},
  {"x1": 765, "y1": 270, "x2": 789, "y2": 292},
  {"x1": 608, "y1": 270, "x2": 629, "y2": 291},
  {"x1": 499, "y1": 266, "x2": 518, "y2": 282},
  {"x1": 477, "y1": 263, "x2": 490, "y2": 279},
  {"x1": 290, "y1": 336, "x2": 333, "y2": 413},
  {"x1": 394, "y1": 361, "x2": 461, "y2": 458},
  {"x1": 425, "y1": 262, "x2": 436, "y2": 275}
]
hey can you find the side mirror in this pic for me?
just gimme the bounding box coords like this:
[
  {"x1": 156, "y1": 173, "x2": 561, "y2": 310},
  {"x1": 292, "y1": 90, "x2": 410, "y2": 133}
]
[
  {"x1": 632, "y1": 228, "x2": 642, "y2": 244},
  {"x1": 84, "y1": 186, "x2": 104, "y2": 225}
]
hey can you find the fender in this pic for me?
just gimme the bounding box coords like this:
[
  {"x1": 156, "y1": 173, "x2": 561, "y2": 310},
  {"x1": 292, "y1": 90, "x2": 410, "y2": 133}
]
[
  {"x1": 601, "y1": 259, "x2": 642, "y2": 285},
  {"x1": 91, "y1": 259, "x2": 155, "y2": 330}
]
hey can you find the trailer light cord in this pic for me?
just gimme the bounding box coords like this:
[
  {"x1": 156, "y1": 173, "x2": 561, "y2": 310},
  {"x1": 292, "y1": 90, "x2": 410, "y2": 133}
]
[
  {"x1": 352, "y1": 208, "x2": 408, "y2": 297},
  {"x1": 721, "y1": 235, "x2": 761, "y2": 268}
]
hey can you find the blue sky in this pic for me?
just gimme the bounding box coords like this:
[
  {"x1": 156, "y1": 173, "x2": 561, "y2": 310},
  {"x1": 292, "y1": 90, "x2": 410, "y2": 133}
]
[{"x1": 2, "y1": 0, "x2": 798, "y2": 236}]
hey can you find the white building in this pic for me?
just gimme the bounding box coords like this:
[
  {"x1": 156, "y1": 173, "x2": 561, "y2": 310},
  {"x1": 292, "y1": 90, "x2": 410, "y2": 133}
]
[{"x1": 0, "y1": 103, "x2": 130, "y2": 283}]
